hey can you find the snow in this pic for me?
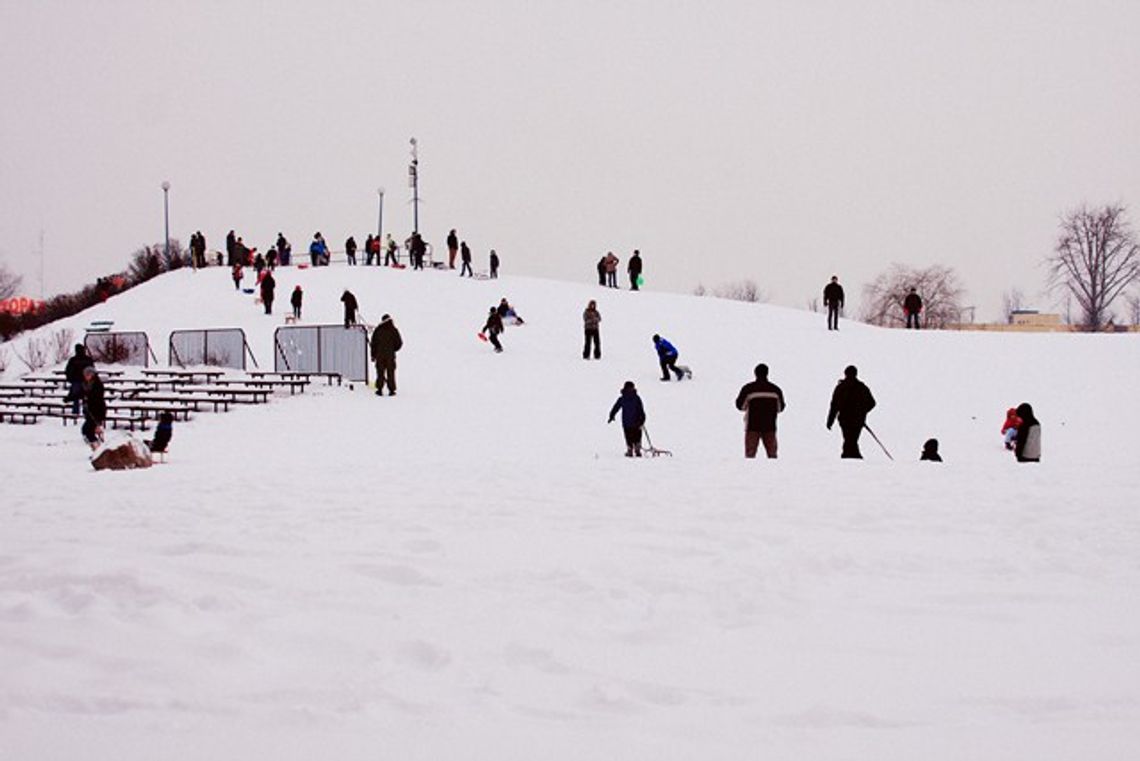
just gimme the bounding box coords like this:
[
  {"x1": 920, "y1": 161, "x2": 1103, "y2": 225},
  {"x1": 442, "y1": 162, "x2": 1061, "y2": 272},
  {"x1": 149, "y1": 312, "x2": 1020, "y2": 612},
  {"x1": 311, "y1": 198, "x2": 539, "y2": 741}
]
[{"x1": 2, "y1": 266, "x2": 1139, "y2": 760}]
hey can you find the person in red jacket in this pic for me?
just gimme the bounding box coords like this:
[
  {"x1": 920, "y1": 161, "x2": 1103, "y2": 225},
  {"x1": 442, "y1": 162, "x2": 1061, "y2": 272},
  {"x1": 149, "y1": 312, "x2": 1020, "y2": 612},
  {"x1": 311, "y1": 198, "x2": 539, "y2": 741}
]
[{"x1": 1001, "y1": 407, "x2": 1021, "y2": 450}]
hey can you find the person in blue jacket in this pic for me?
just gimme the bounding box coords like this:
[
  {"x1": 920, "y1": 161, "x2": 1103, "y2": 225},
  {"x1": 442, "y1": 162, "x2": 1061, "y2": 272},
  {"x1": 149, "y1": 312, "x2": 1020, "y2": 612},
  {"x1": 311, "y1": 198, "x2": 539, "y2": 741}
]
[
  {"x1": 652, "y1": 334, "x2": 686, "y2": 381},
  {"x1": 607, "y1": 380, "x2": 646, "y2": 457}
]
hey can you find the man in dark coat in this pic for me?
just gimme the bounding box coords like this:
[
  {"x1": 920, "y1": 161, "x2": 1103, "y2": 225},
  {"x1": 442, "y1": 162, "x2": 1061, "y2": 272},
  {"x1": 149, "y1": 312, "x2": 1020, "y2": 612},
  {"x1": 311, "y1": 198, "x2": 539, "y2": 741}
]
[
  {"x1": 341, "y1": 289, "x2": 359, "y2": 327},
  {"x1": 607, "y1": 380, "x2": 647, "y2": 457},
  {"x1": 628, "y1": 250, "x2": 643, "y2": 291},
  {"x1": 345, "y1": 236, "x2": 357, "y2": 266},
  {"x1": 489, "y1": 249, "x2": 500, "y2": 279},
  {"x1": 482, "y1": 307, "x2": 504, "y2": 352},
  {"x1": 596, "y1": 256, "x2": 606, "y2": 286},
  {"x1": 823, "y1": 275, "x2": 844, "y2": 330},
  {"x1": 81, "y1": 366, "x2": 106, "y2": 449},
  {"x1": 446, "y1": 229, "x2": 459, "y2": 269},
  {"x1": 64, "y1": 344, "x2": 94, "y2": 414},
  {"x1": 734, "y1": 363, "x2": 786, "y2": 458},
  {"x1": 903, "y1": 288, "x2": 923, "y2": 329},
  {"x1": 460, "y1": 241, "x2": 473, "y2": 277},
  {"x1": 369, "y1": 314, "x2": 403, "y2": 396},
  {"x1": 826, "y1": 365, "x2": 876, "y2": 459},
  {"x1": 410, "y1": 232, "x2": 426, "y2": 270},
  {"x1": 290, "y1": 285, "x2": 303, "y2": 320},
  {"x1": 260, "y1": 270, "x2": 276, "y2": 314}
]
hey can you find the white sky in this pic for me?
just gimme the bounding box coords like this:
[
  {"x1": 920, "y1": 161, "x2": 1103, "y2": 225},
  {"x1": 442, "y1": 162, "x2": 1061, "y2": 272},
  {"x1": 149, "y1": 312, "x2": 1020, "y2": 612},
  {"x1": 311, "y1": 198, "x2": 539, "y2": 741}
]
[{"x1": 2, "y1": 0, "x2": 1138, "y2": 320}]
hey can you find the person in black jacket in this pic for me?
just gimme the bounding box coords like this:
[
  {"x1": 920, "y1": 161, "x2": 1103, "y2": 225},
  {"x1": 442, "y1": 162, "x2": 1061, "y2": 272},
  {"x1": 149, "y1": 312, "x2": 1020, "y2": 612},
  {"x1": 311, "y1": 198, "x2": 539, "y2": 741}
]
[
  {"x1": 823, "y1": 275, "x2": 844, "y2": 330},
  {"x1": 903, "y1": 288, "x2": 923, "y2": 329},
  {"x1": 447, "y1": 229, "x2": 459, "y2": 269},
  {"x1": 370, "y1": 314, "x2": 403, "y2": 396},
  {"x1": 345, "y1": 236, "x2": 357, "y2": 266},
  {"x1": 596, "y1": 256, "x2": 606, "y2": 286},
  {"x1": 920, "y1": 438, "x2": 942, "y2": 462},
  {"x1": 628, "y1": 250, "x2": 643, "y2": 290},
  {"x1": 1014, "y1": 402, "x2": 1041, "y2": 462},
  {"x1": 81, "y1": 366, "x2": 106, "y2": 449},
  {"x1": 607, "y1": 380, "x2": 646, "y2": 457},
  {"x1": 63, "y1": 344, "x2": 94, "y2": 414},
  {"x1": 734, "y1": 363, "x2": 786, "y2": 458},
  {"x1": 489, "y1": 249, "x2": 500, "y2": 279},
  {"x1": 341, "y1": 289, "x2": 359, "y2": 327},
  {"x1": 290, "y1": 285, "x2": 303, "y2": 320},
  {"x1": 260, "y1": 270, "x2": 276, "y2": 315},
  {"x1": 826, "y1": 365, "x2": 876, "y2": 459},
  {"x1": 148, "y1": 411, "x2": 174, "y2": 454},
  {"x1": 460, "y1": 241, "x2": 473, "y2": 277},
  {"x1": 482, "y1": 307, "x2": 504, "y2": 352}
]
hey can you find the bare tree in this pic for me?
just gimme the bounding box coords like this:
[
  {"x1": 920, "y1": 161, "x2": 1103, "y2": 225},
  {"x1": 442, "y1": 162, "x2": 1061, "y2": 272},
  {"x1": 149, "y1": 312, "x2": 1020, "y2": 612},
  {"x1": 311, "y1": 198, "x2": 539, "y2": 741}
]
[
  {"x1": 1046, "y1": 204, "x2": 1140, "y2": 330},
  {"x1": 692, "y1": 283, "x2": 707, "y2": 297},
  {"x1": 15, "y1": 336, "x2": 48, "y2": 372},
  {"x1": 0, "y1": 345, "x2": 9, "y2": 375},
  {"x1": 1001, "y1": 288, "x2": 1025, "y2": 324},
  {"x1": 712, "y1": 279, "x2": 765, "y2": 303},
  {"x1": 0, "y1": 263, "x2": 21, "y2": 301},
  {"x1": 1128, "y1": 293, "x2": 1140, "y2": 326},
  {"x1": 50, "y1": 327, "x2": 76, "y2": 364},
  {"x1": 860, "y1": 263, "x2": 966, "y2": 329},
  {"x1": 806, "y1": 297, "x2": 820, "y2": 313}
]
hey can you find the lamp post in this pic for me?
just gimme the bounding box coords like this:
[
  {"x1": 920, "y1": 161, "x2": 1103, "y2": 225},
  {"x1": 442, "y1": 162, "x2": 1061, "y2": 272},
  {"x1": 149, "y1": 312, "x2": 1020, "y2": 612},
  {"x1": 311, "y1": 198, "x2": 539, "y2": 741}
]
[
  {"x1": 408, "y1": 138, "x2": 419, "y2": 234},
  {"x1": 377, "y1": 187, "x2": 385, "y2": 239},
  {"x1": 161, "y1": 181, "x2": 171, "y2": 264}
]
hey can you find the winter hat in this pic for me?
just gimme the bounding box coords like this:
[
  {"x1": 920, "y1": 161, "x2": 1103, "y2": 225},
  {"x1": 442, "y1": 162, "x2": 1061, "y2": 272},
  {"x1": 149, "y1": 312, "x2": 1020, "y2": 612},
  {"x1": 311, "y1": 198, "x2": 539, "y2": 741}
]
[
  {"x1": 923, "y1": 438, "x2": 939, "y2": 454},
  {"x1": 844, "y1": 365, "x2": 858, "y2": 378},
  {"x1": 381, "y1": 314, "x2": 391, "y2": 322},
  {"x1": 754, "y1": 363, "x2": 769, "y2": 379},
  {"x1": 622, "y1": 381, "x2": 635, "y2": 392},
  {"x1": 652, "y1": 334, "x2": 660, "y2": 342}
]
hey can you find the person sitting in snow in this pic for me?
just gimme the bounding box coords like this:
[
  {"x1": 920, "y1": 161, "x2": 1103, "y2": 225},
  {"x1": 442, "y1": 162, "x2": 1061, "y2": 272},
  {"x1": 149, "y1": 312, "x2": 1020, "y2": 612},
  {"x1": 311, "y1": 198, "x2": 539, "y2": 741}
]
[
  {"x1": 1001, "y1": 407, "x2": 1021, "y2": 450},
  {"x1": 608, "y1": 380, "x2": 647, "y2": 457},
  {"x1": 496, "y1": 298, "x2": 524, "y2": 325},
  {"x1": 920, "y1": 438, "x2": 942, "y2": 462}
]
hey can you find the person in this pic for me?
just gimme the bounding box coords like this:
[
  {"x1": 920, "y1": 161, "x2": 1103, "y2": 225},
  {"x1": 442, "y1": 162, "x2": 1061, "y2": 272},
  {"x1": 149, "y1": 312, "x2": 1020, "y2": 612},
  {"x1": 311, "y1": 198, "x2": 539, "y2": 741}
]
[
  {"x1": 903, "y1": 288, "x2": 923, "y2": 329},
  {"x1": 231, "y1": 262, "x2": 243, "y2": 290},
  {"x1": 290, "y1": 285, "x2": 303, "y2": 320},
  {"x1": 1014, "y1": 402, "x2": 1041, "y2": 462},
  {"x1": 489, "y1": 249, "x2": 499, "y2": 279},
  {"x1": 608, "y1": 380, "x2": 647, "y2": 457},
  {"x1": 482, "y1": 306, "x2": 504, "y2": 352},
  {"x1": 1001, "y1": 407, "x2": 1021, "y2": 450},
  {"x1": 63, "y1": 344, "x2": 94, "y2": 414},
  {"x1": 920, "y1": 438, "x2": 942, "y2": 462},
  {"x1": 826, "y1": 365, "x2": 877, "y2": 459},
  {"x1": 370, "y1": 314, "x2": 403, "y2": 396},
  {"x1": 81, "y1": 366, "x2": 106, "y2": 449},
  {"x1": 253, "y1": 252, "x2": 266, "y2": 276},
  {"x1": 410, "y1": 232, "x2": 426, "y2": 270},
  {"x1": 266, "y1": 246, "x2": 278, "y2": 270},
  {"x1": 148, "y1": 411, "x2": 174, "y2": 454},
  {"x1": 276, "y1": 232, "x2": 291, "y2": 266},
  {"x1": 190, "y1": 231, "x2": 207, "y2": 269},
  {"x1": 823, "y1": 275, "x2": 844, "y2": 331},
  {"x1": 385, "y1": 234, "x2": 399, "y2": 266},
  {"x1": 446, "y1": 229, "x2": 459, "y2": 269},
  {"x1": 364, "y1": 234, "x2": 375, "y2": 266},
  {"x1": 497, "y1": 298, "x2": 524, "y2": 325},
  {"x1": 345, "y1": 235, "x2": 357, "y2": 266},
  {"x1": 226, "y1": 229, "x2": 237, "y2": 265},
  {"x1": 310, "y1": 233, "x2": 329, "y2": 267},
  {"x1": 596, "y1": 256, "x2": 607, "y2": 286},
  {"x1": 370, "y1": 235, "x2": 381, "y2": 265},
  {"x1": 582, "y1": 300, "x2": 602, "y2": 360},
  {"x1": 341, "y1": 289, "x2": 359, "y2": 327},
  {"x1": 604, "y1": 251, "x2": 620, "y2": 288},
  {"x1": 628, "y1": 249, "x2": 643, "y2": 291},
  {"x1": 652, "y1": 334, "x2": 685, "y2": 381},
  {"x1": 734, "y1": 363, "x2": 786, "y2": 458},
  {"x1": 260, "y1": 269, "x2": 276, "y2": 315},
  {"x1": 460, "y1": 241, "x2": 473, "y2": 277}
]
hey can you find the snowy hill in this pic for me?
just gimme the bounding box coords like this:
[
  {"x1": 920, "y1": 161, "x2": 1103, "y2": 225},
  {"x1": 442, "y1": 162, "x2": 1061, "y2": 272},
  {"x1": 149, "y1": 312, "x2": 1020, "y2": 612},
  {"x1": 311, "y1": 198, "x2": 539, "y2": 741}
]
[{"x1": 2, "y1": 266, "x2": 1139, "y2": 760}]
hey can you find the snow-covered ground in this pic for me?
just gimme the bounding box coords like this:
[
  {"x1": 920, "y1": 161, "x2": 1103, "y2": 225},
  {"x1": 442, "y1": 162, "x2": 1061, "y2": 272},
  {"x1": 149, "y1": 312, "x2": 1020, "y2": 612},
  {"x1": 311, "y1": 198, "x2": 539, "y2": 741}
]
[{"x1": 2, "y1": 266, "x2": 1139, "y2": 760}]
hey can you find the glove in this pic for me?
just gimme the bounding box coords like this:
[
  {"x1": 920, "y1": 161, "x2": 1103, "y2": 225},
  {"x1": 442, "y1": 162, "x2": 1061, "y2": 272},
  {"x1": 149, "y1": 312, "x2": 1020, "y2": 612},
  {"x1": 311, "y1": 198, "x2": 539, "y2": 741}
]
[
  {"x1": 607, "y1": 418, "x2": 613, "y2": 424},
  {"x1": 826, "y1": 422, "x2": 833, "y2": 431}
]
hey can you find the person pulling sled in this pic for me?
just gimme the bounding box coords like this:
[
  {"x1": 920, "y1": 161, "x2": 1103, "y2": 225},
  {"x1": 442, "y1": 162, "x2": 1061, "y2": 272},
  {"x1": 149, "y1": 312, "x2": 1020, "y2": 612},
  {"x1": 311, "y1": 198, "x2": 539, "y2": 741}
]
[
  {"x1": 652, "y1": 334, "x2": 691, "y2": 381},
  {"x1": 608, "y1": 381, "x2": 646, "y2": 457}
]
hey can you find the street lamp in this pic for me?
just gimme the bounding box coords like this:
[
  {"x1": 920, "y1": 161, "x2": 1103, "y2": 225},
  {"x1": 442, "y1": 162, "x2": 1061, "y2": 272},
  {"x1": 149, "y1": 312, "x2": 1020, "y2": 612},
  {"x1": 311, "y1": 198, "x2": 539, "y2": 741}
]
[
  {"x1": 377, "y1": 187, "x2": 385, "y2": 239},
  {"x1": 408, "y1": 138, "x2": 419, "y2": 234},
  {"x1": 161, "y1": 181, "x2": 171, "y2": 264}
]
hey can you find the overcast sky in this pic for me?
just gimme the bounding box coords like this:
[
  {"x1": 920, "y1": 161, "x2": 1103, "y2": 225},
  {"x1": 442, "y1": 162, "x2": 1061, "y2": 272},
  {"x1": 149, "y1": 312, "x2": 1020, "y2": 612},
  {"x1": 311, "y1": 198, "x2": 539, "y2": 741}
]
[{"x1": 2, "y1": 0, "x2": 1138, "y2": 320}]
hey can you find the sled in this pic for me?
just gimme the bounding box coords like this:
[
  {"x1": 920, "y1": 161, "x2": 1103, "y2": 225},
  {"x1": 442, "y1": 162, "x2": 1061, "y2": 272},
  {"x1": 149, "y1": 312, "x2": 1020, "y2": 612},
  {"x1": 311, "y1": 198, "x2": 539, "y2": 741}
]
[
  {"x1": 477, "y1": 332, "x2": 488, "y2": 342},
  {"x1": 676, "y1": 364, "x2": 693, "y2": 379},
  {"x1": 643, "y1": 427, "x2": 673, "y2": 457}
]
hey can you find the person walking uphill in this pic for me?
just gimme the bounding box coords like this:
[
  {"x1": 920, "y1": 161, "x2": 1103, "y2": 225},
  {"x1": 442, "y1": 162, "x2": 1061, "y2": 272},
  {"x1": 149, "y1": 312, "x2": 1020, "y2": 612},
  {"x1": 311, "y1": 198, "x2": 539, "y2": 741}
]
[
  {"x1": 260, "y1": 269, "x2": 276, "y2": 315},
  {"x1": 827, "y1": 365, "x2": 876, "y2": 458},
  {"x1": 608, "y1": 381, "x2": 647, "y2": 457},
  {"x1": 482, "y1": 306, "x2": 504, "y2": 352},
  {"x1": 290, "y1": 285, "x2": 303, "y2": 320},
  {"x1": 903, "y1": 288, "x2": 923, "y2": 329},
  {"x1": 582, "y1": 300, "x2": 602, "y2": 359},
  {"x1": 1014, "y1": 402, "x2": 1041, "y2": 462},
  {"x1": 370, "y1": 314, "x2": 403, "y2": 396},
  {"x1": 460, "y1": 241, "x2": 473, "y2": 277},
  {"x1": 341, "y1": 289, "x2": 359, "y2": 328},
  {"x1": 64, "y1": 344, "x2": 94, "y2": 414},
  {"x1": 823, "y1": 275, "x2": 844, "y2": 330},
  {"x1": 447, "y1": 229, "x2": 459, "y2": 269},
  {"x1": 489, "y1": 249, "x2": 500, "y2": 278},
  {"x1": 652, "y1": 334, "x2": 687, "y2": 381},
  {"x1": 628, "y1": 250, "x2": 643, "y2": 291},
  {"x1": 735, "y1": 363, "x2": 786, "y2": 458}
]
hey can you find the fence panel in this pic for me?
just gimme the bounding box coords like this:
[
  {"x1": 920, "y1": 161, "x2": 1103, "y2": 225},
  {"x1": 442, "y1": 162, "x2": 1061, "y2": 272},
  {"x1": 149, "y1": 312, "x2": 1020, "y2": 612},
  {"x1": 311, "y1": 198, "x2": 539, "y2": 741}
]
[
  {"x1": 169, "y1": 328, "x2": 253, "y2": 369},
  {"x1": 274, "y1": 325, "x2": 368, "y2": 382},
  {"x1": 84, "y1": 331, "x2": 152, "y2": 367}
]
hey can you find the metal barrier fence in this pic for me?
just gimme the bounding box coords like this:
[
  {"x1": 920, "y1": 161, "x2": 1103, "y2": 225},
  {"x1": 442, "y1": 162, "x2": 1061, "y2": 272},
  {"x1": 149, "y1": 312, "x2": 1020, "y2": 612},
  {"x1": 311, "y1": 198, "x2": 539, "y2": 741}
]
[
  {"x1": 169, "y1": 328, "x2": 258, "y2": 369},
  {"x1": 274, "y1": 324, "x2": 369, "y2": 382},
  {"x1": 84, "y1": 331, "x2": 155, "y2": 367}
]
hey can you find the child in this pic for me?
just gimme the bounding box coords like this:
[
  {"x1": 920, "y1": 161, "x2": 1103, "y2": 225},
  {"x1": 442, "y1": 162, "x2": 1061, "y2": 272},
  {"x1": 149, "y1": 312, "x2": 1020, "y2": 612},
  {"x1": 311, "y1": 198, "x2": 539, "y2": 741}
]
[
  {"x1": 1001, "y1": 407, "x2": 1021, "y2": 450},
  {"x1": 607, "y1": 381, "x2": 646, "y2": 457},
  {"x1": 148, "y1": 411, "x2": 174, "y2": 454},
  {"x1": 482, "y1": 307, "x2": 504, "y2": 353},
  {"x1": 232, "y1": 263, "x2": 243, "y2": 290},
  {"x1": 920, "y1": 438, "x2": 942, "y2": 462}
]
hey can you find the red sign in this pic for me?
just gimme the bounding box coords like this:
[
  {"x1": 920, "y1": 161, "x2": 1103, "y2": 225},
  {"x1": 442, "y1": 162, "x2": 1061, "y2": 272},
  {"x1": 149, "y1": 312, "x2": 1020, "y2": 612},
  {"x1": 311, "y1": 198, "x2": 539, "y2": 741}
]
[{"x1": 0, "y1": 297, "x2": 45, "y2": 315}]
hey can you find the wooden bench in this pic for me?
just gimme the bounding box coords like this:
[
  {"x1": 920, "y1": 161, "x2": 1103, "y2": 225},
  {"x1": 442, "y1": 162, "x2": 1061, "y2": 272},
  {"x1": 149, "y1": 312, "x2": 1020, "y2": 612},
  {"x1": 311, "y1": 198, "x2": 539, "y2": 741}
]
[
  {"x1": 0, "y1": 407, "x2": 40, "y2": 424},
  {"x1": 107, "y1": 402, "x2": 194, "y2": 422},
  {"x1": 142, "y1": 368, "x2": 226, "y2": 384},
  {"x1": 211, "y1": 377, "x2": 309, "y2": 395},
  {"x1": 248, "y1": 370, "x2": 342, "y2": 386},
  {"x1": 130, "y1": 393, "x2": 234, "y2": 413}
]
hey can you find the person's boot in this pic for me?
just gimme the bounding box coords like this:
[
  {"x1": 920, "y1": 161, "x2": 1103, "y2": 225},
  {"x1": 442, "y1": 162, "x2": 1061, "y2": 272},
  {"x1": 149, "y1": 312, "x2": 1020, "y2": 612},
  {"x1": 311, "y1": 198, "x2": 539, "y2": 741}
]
[
  {"x1": 625, "y1": 445, "x2": 634, "y2": 457},
  {"x1": 634, "y1": 444, "x2": 642, "y2": 457}
]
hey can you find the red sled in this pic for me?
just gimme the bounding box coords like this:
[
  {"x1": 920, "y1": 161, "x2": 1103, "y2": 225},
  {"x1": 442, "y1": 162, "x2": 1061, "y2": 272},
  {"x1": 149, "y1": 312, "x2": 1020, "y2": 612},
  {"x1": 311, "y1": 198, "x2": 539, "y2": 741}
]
[{"x1": 477, "y1": 332, "x2": 488, "y2": 342}]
